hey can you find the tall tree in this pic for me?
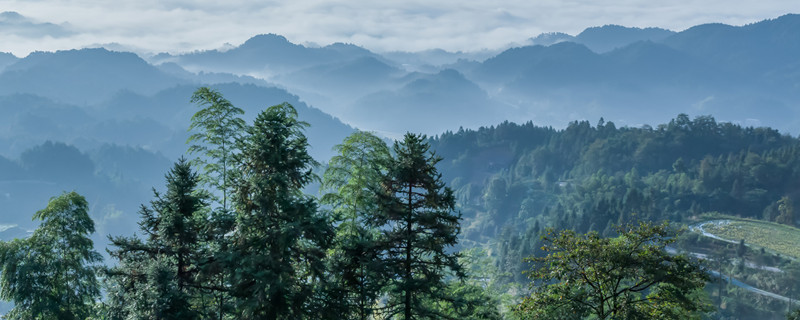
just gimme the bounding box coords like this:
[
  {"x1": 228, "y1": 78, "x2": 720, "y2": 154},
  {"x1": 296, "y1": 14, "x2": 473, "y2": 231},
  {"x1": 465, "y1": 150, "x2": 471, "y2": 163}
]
[
  {"x1": 0, "y1": 192, "x2": 102, "y2": 320},
  {"x1": 105, "y1": 158, "x2": 208, "y2": 320},
  {"x1": 187, "y1": 86, "x2": 247, "y2": 211},
  {"x1": 227, "y1": 103, "x2": 332, "y2": 319},
  {"x1": 514, "y1": 222, "x2": 710, "y2": 320},
  {"x1": 375, "y1": 133, "x2": 463, "y2": 320},
  {"x1": 320, "y1": 131, "x2": 392, "y2": 320}
]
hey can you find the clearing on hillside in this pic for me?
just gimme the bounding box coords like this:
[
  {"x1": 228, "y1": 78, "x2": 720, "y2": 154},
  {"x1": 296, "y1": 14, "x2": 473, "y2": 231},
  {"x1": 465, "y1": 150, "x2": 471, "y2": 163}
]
[{"x1": 693, "y1": 219, "x2": 800, "y2": 259}]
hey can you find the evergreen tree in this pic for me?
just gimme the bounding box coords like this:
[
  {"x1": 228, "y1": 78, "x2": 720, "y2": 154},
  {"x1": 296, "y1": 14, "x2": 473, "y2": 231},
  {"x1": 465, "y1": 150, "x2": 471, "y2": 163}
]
[
  {"x1": 0, "y1": 192, "x2": 102, "y2": 320},
  {"x1": 375, "y1": 133, "x2": 463, "y2": 319},
  {"x1": 320, "y1": 131, "x2": 392, "y2": 320},
  {"x1": 227, "y1": 103, "x2": 332, "y2": 319},
  {"x1": 105, "y1": 158, "x2": 208, "y2": 320}
]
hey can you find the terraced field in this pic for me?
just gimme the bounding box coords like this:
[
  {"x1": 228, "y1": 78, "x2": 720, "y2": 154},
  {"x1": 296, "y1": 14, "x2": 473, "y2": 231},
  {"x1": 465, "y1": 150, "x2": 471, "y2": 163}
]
[{"x1": 694, "y1": 219, "x2": 800, "y2": 259}]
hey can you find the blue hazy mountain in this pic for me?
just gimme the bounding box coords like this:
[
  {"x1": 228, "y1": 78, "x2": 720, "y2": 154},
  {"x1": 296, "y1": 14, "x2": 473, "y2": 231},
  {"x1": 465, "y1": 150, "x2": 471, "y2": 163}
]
[
  {"x1": 276, "y1": 56, "x2": 404, "y2": 98},
  {"x1": 0, "y1": 48, "x2": 186, "y2": 104},
  {"x1": 0, "y1": 52, "x2": 17, "y2": 72},
  {"x1": 463, "y1": 15, "x2": 800, "y2": 131},
  {"x1": 348, "y1": 69, "x2": 507, "y2": 135},
  {"x1": 137, "y1": 15, "x2": 800, "y2": 136},
  {"x1": 528, "y1": 25, "x2": 675, "y2": 53},
  {"x1": 663, "y1": 14, "x2": 800, "y2": 80},
  {"x1": 158, "y1": 34, "x2": 383, "y2": 75},
  {"x1": 94, "y1": 83, "x2": 354, "y2": 161},
  {"x1": 574, "y1": 25, "x2": 675, "y2": 53}
]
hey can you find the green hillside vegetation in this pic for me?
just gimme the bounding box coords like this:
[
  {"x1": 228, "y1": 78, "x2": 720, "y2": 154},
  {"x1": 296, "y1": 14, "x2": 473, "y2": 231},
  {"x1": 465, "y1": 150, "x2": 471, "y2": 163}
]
[
  {"x1": 2, "y1": 88, "x2": 800, "y2": 319},
  {"x1": 429, "y1": 115, "x2": 800, "y2": 319}
]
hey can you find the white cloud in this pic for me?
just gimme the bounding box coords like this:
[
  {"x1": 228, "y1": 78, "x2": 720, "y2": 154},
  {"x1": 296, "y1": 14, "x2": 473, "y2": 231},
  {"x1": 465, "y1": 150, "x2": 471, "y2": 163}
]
[{"x1": 0, "y1": 0, "x2": 797, "y2": 56}]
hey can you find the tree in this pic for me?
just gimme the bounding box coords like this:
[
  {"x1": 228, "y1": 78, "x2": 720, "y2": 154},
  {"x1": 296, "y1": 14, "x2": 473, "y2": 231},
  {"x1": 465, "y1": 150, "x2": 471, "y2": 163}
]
[
  {"x1": 375, "y1": 133, "x2": 463, "y2": 319},
  {"x1": 426, "y1": 248, "x2": 503, "y2": 320},
  {"x1": 515, "y1": 221, "x2": 710, "y2": 320},
  {"x1": 187, "y1": 86, "x2": 247, "y2": 211},
  {"x1": 789, "y1": 308, "x2": 800, "y2": 320},
  {"x1": 777, "y1": 196, "x2": 795, "y2": 227},
  {"x1": 227, "y1": 103, "x2": 332, "y2": 319},
  {"x1": 0, "y1": 192, "x2": 102, "y2": 320},
  {"x1": 320, "y1": 131, "x2": 392, "y2": 320},
  {"x1": 187, "y1": 87, "x2": 246, "y2": 320},
  {"x1": 105, "y1": 159, "x2": 208, "y2": 320}
]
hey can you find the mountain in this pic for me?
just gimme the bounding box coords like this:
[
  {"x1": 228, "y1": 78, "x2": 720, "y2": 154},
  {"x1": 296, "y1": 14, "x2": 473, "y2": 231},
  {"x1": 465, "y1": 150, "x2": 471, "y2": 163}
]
[
  {"x1": 575, "y1": 25, "x2": 675, "y2": 53},
  {"x1": 461, "y1": 15, "x2": 800, "y2": 132},
  {"x1": 348, "y1": 69, "x2": 507, "y2": 136},
  {"x1": 527, "y1": 26, "x2": 674, "y2": 53},
  {"x1": 156, "y1": 61, "x2": 273, "y2": 87},
  {"x1": 472, "y1": 41, "x2": 604, "y2": 91},
  {"x1": 663, "y1": 14, "x2": 800, "y2": 80},
  {"x1": 276, "y1": 56, "x2": 403, "y2": 98},
  {"x1": 0, "y1": 52, "x2": 17, "y2": 72},
  {"x1": 528, "y1": 32, "x2": 575, "y2": 46},
  {"x1": 0, "y1": 48, "x2": 186, "y2": 104},
  {"x1": 0, "y1": 94, "x2": 96, "y2": 156},
  {"x1": 95, "y1": 83, "x2": 354, "y2": 161},
  {"x1": 160, "y1": 34, "x2": 382, "y2": 76},
  {"x1": 381, "y1": 49, "x2": 498, "y2": 72}
]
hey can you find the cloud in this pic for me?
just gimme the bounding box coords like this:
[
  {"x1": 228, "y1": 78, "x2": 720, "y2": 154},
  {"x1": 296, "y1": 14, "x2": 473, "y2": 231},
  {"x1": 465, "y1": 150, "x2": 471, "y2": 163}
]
[{"x1": 0, "y1": 0, "x2": 797, "y2": 56}]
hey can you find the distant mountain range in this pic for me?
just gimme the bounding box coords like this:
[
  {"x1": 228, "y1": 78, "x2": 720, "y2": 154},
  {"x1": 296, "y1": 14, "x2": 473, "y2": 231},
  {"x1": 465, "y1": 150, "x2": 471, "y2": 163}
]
[
  {"x1": 2, "y1": 14, "x2": 798, "y2": 142},
  {"x1": 0, "y1": 13, "x2": 797, "y2": 239}
]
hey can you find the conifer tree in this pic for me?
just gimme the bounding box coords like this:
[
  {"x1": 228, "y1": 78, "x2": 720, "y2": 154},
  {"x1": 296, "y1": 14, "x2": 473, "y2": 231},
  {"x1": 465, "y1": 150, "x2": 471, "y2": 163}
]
[
  {"x1": 105, "y1": 158, "x2": 208, "y2": 320},
  {"x1": 227, "y1": 103, "x2": 332, "y2": 319},
  {"x1": 375, "y1": 133, "x2": 463, "y2": 320}
]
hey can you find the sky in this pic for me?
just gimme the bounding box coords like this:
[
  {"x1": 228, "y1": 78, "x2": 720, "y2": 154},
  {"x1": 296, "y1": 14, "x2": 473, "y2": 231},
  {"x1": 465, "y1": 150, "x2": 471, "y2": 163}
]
[{"x1": 0, "y1": 0, "x2": 798, "y2": 57}]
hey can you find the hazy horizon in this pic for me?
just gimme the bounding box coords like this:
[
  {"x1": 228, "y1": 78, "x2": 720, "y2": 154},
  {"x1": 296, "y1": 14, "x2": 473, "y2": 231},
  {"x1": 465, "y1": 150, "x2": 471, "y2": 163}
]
[{"x1": 1, "y1": 1, "x2": 798, "y2": 57}]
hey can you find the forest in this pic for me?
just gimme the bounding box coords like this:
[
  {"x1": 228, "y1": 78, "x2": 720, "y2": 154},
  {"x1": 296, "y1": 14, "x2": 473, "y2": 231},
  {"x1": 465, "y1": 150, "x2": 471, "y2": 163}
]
[{"x1": 0, "y1": 88, "x2": 799, "y2": 319}]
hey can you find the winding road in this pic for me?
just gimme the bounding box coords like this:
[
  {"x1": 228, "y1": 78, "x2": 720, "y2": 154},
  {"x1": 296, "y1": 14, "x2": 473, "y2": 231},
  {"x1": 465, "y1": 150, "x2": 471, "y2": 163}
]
[{"x1": 687, "y1": 220, "x2": 798, "y2": 305}]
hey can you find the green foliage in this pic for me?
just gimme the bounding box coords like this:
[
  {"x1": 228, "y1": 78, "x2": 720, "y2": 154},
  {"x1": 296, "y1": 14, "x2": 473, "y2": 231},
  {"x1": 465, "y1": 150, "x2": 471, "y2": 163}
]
[
  {"x1": 320, "y1": 131, "x2": 391, "y2": 320},
  {"x1": 226, "y1": 103, "x2": 332, "y2": 319},
  {"x1": 0, "y1": 192, "x2": 102, "y2": 320},
  {"x1": 105, "y1": 159, "x2": 208, "y2": 320},
  {"x1": 777, "y1": 196, "x2": 795, "y2": 227},
  {"x1": 425, "y1": 248, "x2": 504, "y2": 320},
  {"x1": 515, "y1": 222, "x2": 711, "y2": 320},
  {"x1": 187, "y1": 86, "x2": 247, "y2": 211},
  {"x1": 789, "y1": 308, "x2": 800, "y2": 320},
  {"x1": 375, "y1": 133, "x2": 464, "y2": 319}
]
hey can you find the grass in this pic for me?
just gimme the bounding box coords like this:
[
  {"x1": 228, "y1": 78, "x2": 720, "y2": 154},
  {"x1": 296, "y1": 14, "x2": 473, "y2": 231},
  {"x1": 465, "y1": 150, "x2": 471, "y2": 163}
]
[{"x1": 698, "y1": 218, "x2": 800, "y2": 259}]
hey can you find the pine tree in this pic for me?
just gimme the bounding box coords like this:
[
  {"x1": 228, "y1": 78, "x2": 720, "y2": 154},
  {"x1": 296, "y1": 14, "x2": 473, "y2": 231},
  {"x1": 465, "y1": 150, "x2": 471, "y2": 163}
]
[
  {"x1": 375, "y1": 133, "x2": 463, "y2": 320},
  {"x1": 227, "y1": 103, "x2": 332, "y2": 319},
  {"x1": 0, "y1": 192, "x2": 102, "y2": 320},
  {"x1": 105, "y1": 158, "x2": 208, "y2": 320}
]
